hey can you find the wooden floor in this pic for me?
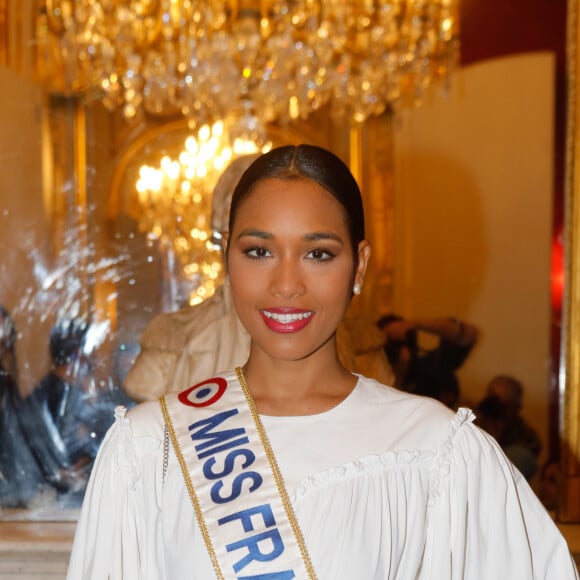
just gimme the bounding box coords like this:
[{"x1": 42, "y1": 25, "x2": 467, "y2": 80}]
[{"x1": 0, "y1": 522, "x2": 74, "y2": 579}]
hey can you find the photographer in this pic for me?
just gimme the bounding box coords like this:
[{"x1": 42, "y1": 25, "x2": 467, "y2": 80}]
[{"x1": 377, "y1": 314, "x2": 478, "y2": 408}]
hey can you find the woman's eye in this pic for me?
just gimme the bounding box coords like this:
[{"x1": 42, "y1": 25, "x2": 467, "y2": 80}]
[
  {"x1": 306, "y1": 248, "x2": 334, "y2": 262},
  {"x1": 244, "y1": 246, "x2": 271, "y2": 259}
]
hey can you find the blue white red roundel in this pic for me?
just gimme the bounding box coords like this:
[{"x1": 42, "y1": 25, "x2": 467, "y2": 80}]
[{"x1": 178, "y1": 377, "x2": 228, "y2": 408}]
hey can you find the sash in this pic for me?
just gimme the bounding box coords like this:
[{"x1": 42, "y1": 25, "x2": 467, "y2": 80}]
[{"x1": 160, "y1": 368, "x2": 317, "y2": 580}]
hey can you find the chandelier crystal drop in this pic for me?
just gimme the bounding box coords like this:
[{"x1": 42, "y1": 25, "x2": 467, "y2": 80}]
[
  {"x1": 134, "y1": 120, "x2": 270, "y2": 305},
  {"x1": 39, "y1": 0, "x2": 460, "y2": 127}
]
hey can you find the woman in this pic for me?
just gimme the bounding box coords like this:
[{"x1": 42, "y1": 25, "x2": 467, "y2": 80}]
[{"x1": 67, "y1": 145, "x2": 578, "y2": 579}]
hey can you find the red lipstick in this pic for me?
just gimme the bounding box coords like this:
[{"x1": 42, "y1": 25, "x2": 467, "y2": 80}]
[{"x1": 259, "y1": 308, "x2": 314, "y2": 334}]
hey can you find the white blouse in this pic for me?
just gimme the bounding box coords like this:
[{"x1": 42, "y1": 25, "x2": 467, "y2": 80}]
[{"x1": 67, "y1": 372, "x2": 579, "y2": 579}]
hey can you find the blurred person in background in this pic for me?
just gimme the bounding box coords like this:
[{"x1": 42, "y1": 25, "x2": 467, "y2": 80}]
[
  {"x1": 22, "y1": 318, "x2": 107, "y2": 498},
  {"x1": 377, "y1": 314, "x2": 478, "y2": 408},
  {"x1": 0, "y1": 305, "x2": 47, "y2": 508},
  {"x1": 476, "y1": 374, "x2": 541, "y2": 481}
]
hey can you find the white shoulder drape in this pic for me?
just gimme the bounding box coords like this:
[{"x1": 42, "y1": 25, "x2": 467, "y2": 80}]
[{"x1": 67, "y1": 376, "x2": 579, "y2": 580}]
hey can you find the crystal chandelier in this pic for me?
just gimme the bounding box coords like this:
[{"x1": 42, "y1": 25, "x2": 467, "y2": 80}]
[
  {"x1": 135, "y1": 120, "x2": 270, "y2": 306},
  {"x1": 39, "y1": 0, "x2": 459, "y2": 129}
]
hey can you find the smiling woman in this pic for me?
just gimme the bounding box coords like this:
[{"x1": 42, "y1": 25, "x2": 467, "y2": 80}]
[
  {"x1": 67, "y1": 145, "x2": 578, "y2": 579},
  {"x1": 0, "y1": 0, "x2": 578, "y2": 572},
  {"x1": 224, "y1": 147, "x2": 370, "y2": 414}
]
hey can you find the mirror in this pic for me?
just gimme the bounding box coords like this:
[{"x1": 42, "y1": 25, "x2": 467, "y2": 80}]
[
  {"x1": 392, "y1": 53, "x2": 554, "y2": 477},
  {"x1": 352, "y1": 5, "x2": 573, "y2": 518},
  {"x1": 0, "y1": 1, "x2": 578, "y2": 522}
]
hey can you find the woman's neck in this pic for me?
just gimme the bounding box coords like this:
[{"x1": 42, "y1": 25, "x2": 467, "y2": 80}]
[{"x1": 241, "y1": 348, "x2": 356, "y2": 416}]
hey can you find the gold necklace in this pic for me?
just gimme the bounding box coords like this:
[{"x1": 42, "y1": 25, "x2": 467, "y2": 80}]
[{"x1": 235, "y1": 366, "x2": 319, "y2": 580}]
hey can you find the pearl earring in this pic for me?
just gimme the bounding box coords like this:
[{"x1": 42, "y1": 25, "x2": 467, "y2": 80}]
[{"x1": 353, "y1": 283, "x2": 361, "y2": 295}]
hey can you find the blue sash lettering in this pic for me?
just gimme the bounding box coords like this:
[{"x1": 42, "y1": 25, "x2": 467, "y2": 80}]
[
  {"x1": 203, "y1": 449, "x2": 256, "y2": 479},
  {"x1": 219, "y1": 506, "x2": 294, "y2": 576},
  {"x1": 218, "y1": 504, "x2": 276, "y2": 530},
  {"x1": 227, "y1": 529, "x2": 286, "y2": 572},
  {"x1": 186, "y1": 404, "x2": 296, "y2": 576},
  {"x1": 189, "y1": 409, "x2": 247, "y2": 456},
  {"x1": 197, "y1": 435, "x2": 250, "y2": 460},
  {"x1": 211, "y1": 471, "x2": 263, "y2": 503},
  {"x1": 238, "y1": 573, "x2": 295, "y2": 580}
]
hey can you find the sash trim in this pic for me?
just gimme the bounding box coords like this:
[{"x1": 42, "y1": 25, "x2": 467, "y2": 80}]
[
  {"x1": 160, "y1": 368, "x2": 318, "y2": 579},
  {"x1": 235, "y1": 367, "x2": 318, "y2": 579},
  {"x1": 160, "y1": 395, "x2": 225, "y2": 579}
]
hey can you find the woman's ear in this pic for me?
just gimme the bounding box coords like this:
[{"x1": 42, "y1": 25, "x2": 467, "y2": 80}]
[{"x1": 354, "y1": 240, "x2": 371, "y2": 292}]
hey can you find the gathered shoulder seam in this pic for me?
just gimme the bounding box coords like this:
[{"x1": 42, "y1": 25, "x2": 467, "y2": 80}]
[{"x1": 428, "y1": 408, "x2": 475, "y2": 505}]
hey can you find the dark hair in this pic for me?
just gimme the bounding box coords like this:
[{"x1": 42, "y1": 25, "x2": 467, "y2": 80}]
[
  {"x1": 376, "y1": 314, "x2": 403, "y2": 331},
  {"x1": 376, "y1": 313, "x2": 418, "y2": 367},
  {"x1": 487, "y1": 374, "x2": 523, "y2": 401},
  {"x1": 413, "y1": 367, "x2": 459, "y2": 409},
  {"x1": 0, "y1": 305, "x2": 16, "y2": 350},
  {"x1": 227, "y1": 145, "x2": 366, "y2": 257},
  {"x1": 49, "y1": 318, "x2": 89, "y2": 366},
  {"x1": 476, "y1": 394, "x2": 506, "y2": 420}
]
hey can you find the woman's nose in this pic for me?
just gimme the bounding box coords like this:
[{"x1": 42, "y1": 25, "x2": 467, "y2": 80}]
[{"x1": 269, "y1": 257, "x2": 306, "y2": 298}]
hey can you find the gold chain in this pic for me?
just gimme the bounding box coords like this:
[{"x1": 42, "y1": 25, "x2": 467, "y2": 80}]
[
  {"x1": 159, "y1": 395, "x2": 225, "y2": 580},
  {"x1": 235, "y1": 367, "x2": 319, "y2": 579}
]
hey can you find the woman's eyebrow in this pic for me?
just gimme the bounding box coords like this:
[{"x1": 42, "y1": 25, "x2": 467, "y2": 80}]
[
  {"x1": 235, "y1": 229, "x2": 344, "y2": 244},
  {"x1": 236, "y1": 229, "x2": 272, "y2": 241},
  {"x1": 303, "y1": 232, "x2": 344, "y2": 244}
]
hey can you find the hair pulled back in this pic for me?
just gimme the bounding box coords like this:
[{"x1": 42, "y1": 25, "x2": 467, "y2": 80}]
[{"x1": 227, "y1": 145, "x2": 366, "y2": 257}]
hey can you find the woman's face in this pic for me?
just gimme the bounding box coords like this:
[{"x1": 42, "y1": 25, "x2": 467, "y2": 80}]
[{"x1": 226, "y1": 177, "x2": 370, "y2": 364}]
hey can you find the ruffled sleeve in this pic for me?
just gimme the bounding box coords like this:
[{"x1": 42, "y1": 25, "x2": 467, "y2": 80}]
[
  {"x1": 66, "y1": 406, "x2": 153, "y2": 580},
  {"x1": 431, "y1": 409, "x2": 579, "y2": 579}
]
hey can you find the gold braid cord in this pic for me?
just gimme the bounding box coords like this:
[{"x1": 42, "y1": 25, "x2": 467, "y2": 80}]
[
  {"x1": 159, "y1": 395, "x2": 225, "y2": 580},
  {"x1": 235, "y1": 367, "x2": 318, "y2": 579},
  {"x1": 160, "y1": 371, "x2": 319, "y2": 579}
]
